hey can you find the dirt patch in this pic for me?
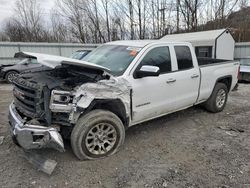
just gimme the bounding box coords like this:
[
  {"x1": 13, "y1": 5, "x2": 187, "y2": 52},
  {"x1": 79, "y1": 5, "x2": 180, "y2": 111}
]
[{"x1": 0, "y1": 83, "x2": 250, "y2": 187}]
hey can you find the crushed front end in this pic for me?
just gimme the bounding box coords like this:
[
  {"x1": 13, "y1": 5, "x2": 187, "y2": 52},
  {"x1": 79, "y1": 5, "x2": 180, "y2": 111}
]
[
  {"x1": 9, "y1": 102, "x2": 64, "y2": 151},
  {"x1": 8, "y1": 72, "x2": 67, "y2": 151},
  {"x1": 7, "y1": 63, "x2": 105, "y2": 152},
  {"x1": 7, "y1": 55, "x2": 130, "y2": 153}
]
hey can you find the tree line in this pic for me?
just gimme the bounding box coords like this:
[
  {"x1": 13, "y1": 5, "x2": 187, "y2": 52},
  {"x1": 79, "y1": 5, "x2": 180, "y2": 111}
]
[{"x1": 0, "y1": 0, "x2": 249, "y2": 43}]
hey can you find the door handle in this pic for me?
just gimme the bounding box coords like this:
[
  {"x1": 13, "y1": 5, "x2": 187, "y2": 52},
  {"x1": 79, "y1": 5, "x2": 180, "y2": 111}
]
[
  {"x1": 166, "y1": 78, "x2": 176, "y2": 83},
  {"x1": 191, "y1": 74, "x2": 199, "y2": 78}
]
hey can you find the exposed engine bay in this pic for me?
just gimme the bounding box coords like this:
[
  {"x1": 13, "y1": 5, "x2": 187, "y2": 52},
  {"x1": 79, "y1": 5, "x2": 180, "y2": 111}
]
[{"x1": 17, "y1": 65, "x2": 108, "y2": 90}]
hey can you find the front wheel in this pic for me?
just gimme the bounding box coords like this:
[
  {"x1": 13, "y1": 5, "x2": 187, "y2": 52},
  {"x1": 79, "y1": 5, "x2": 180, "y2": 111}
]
[
  {"x1": 71, "y1": 109, "x2": 125, "y2": 160},
  {"x1": 5, "y1": 71, "x2": 18, "y2": 83},
  {"x1": 204, "y1": 83, "x2": 228, "y2": 113}
]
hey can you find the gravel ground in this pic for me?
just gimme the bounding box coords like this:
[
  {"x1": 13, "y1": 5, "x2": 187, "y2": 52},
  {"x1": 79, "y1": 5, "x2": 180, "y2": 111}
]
[{"x1": 0, "y1": 83, "x2": 249, "y2": 188}]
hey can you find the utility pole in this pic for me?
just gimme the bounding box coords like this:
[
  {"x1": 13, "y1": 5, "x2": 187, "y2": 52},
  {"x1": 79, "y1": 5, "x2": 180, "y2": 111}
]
[
  {"x1": 159, "y1": 4, "x2": 167, "y2": 36},
  {"x1": 176, "y1": 0, "x2": 180, "y2": 33},
  {"x1": 128, "y1": 0, "x2": 135, "y2": 40}
]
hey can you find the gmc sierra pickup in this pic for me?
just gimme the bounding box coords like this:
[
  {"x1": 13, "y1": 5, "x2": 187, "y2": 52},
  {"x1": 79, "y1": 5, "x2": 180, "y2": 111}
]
[{"x1": 8, "y1": 41, "x2": 239, "y2": 160}]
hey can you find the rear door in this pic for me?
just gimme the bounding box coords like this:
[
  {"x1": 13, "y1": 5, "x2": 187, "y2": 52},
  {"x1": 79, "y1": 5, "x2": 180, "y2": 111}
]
[{"x1": 171, "y1": 45, "x2": 200, "y2": 110}]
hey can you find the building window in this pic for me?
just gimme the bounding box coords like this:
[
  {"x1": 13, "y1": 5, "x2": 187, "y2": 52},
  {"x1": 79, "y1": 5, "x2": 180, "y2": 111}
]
[{"x1": 195, "y1": 46, "x2": 212, "y2": 58}]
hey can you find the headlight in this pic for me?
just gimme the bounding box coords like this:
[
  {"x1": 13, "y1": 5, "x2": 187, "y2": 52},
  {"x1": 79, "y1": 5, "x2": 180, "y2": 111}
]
[
  {"x1": 53, "y1": 94, "x2": 72, "y2": 104},
  {"x1": 51, "y1": 90, "x2": 74, "y2": 104}
]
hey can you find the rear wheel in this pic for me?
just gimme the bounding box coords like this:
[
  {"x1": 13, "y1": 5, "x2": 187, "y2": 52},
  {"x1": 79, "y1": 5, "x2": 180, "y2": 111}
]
[
  {"x1": 5, "y1": 71, "x2": 18, "y2": 83},
  {"x1": 71, "y1": 109, "x2": 125, "y2": 160},
  {"x1": 204, "y1": 83, "x2": 228, "y2": 113}
]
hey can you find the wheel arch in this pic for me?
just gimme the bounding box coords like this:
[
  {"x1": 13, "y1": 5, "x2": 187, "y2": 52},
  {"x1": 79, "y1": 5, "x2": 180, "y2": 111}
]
[
  {"x1": 82, "y1": 99, "x2": 129, "y2": 129},
  {"x1": 215, "y1": 75, "x2": 232, "y2": 92}
]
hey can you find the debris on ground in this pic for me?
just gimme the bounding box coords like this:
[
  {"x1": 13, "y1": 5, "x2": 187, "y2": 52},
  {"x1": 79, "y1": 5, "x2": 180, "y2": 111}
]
[
  {"x1": 225, "y1": 131, "x2": 238, "y2": 137},
  {"x1": 23, "y1": 151, "x2": 57, "y2": 175},
  {"x1": 162, "y1": 180, "x2": 168, "y2": 187},
  {"x1": 0, "y1": 136, "x2": 4, "y2": 145},
  {"x1": 217, "y1": 125, "x2": 245, "y2": 136}
]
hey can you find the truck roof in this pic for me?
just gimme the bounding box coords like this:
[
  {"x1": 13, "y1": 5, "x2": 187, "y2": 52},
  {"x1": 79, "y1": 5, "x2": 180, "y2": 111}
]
[{"x1": 106, "y1": 40, "x2": 191, "y2": 48}]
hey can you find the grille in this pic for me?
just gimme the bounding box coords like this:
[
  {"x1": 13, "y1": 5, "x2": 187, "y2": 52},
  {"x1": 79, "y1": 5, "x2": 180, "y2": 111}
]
[{"x1": 12, "y1": 76, "x2": 45, "y2": 119}]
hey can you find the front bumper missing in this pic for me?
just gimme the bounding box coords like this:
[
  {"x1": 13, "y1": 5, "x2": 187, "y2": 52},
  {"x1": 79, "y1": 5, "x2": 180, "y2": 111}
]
[{"x1": 8, "y1": 102, "x2": 64, "y2": 152}]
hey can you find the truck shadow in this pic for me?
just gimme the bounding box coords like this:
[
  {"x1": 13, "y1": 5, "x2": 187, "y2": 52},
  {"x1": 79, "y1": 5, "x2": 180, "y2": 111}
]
[
  {"x1": 238, "y1": 80, "x2": 250, "y2": 84},
  {"x1": 60, "y1": 105, "x2": 207, "y2": 161},
  {"x1": 126, "y1": 105, "x2": 206, "y2": 137},
  {"x1": 20, "y1": 105, "x2": 209, "y2": 167}
]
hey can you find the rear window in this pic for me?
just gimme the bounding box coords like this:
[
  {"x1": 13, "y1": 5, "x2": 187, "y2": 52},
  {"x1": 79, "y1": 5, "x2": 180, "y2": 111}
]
[
  {"x1": 195, "y1": 46, "x2": 212, "y2": 58},
  {"x1": 175, "y1": 46, "x2": 193, "y2": 70}
]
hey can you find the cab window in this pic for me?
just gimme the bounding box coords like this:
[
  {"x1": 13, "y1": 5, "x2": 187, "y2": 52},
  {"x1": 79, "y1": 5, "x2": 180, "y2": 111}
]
[
  {"x1": 139, "y1": 46, "x2": 172, "y2": 74},
  {"x1": 175, "y1": 46, "x2": 193, "y2": 70}
]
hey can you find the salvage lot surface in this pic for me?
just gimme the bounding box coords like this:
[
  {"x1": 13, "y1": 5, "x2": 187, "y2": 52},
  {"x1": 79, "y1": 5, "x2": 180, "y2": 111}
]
[{"x1": 0, "y1": 83, "x2": 249, "y2": 188}]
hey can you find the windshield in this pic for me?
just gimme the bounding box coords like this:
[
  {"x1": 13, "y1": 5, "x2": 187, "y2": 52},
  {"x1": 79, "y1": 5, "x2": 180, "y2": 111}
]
[
  {"x1": 83, "y1": 45, "x2": 141, "y2": 76},
  {"x1": 17, "y1": 58, "x2": 37, "y2": 65},
  {"x1": 240, "y1": 58, "x2": 250, "y2": 66},
  {"x1": 70, "y1": 50, "x2": 90, "y2": 60}
]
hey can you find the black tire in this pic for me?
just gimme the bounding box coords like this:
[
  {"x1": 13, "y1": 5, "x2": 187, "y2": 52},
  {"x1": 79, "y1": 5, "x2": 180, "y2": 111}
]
[
  {"x1": 204, "y1": 83, "x2": 228, "y2": 113},
  {"x1": 71, "y1": 109, "x2": 125, "y2": 160},
  {"x1": 5, "y1": 71, "x2": 18, "y2": 83}
]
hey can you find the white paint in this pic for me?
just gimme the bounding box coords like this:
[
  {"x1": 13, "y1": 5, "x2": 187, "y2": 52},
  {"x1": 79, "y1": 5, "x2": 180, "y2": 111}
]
[{"x1": 125, "y1": 42, "x2": 200, "y2": 124}]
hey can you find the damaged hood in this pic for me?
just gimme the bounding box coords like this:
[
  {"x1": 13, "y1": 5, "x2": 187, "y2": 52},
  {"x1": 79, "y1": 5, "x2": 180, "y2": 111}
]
[{"x1": 14, "y1": 52, "x2": 110, "y2": 73}]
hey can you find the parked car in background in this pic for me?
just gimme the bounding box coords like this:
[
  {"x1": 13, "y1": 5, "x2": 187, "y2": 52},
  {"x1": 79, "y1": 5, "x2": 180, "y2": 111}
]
[
  {"x1": 239, "y1": 57, "x2": 250, "y2": 82},
  {"x1": 0, "y1": 49, "x2": 93, "y2": 83},
  {"x1": 70, "y1": 50, "x2": 92, "y2": 60},
  {"x1": 0, "y1": 58, "x2": 40, "y2": 83}
]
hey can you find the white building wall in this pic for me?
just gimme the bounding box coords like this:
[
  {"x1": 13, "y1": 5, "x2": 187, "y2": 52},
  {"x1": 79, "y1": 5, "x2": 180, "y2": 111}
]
[
  {"x1": 216, "y1": 32, "x2": 235, "y2": 60},
  {"x1": 234, "y1": 42, "x2": 250, "y2": 59},
  {"x1": 0, "y1": 42, "x2": 100, "y2": 65}
]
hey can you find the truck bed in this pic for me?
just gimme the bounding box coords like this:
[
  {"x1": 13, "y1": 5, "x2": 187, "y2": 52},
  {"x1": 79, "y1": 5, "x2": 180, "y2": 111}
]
[
  {"x1": 197, "y1": 59, "x2": 239, "y2": 103},
  {"x1": 197, "y1": 57, "x2": 231, "y2": 66}
]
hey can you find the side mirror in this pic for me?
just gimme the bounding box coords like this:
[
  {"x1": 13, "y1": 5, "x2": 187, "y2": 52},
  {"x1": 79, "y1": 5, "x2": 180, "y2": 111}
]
[{"x1": 135, "y1": 65, "x2": 160, "y2": 78}]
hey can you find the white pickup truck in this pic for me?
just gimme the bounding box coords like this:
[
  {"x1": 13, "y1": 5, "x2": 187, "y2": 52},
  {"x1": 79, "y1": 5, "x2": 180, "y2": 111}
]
[{"x1": 9, "y1": 40, "x2": 239, "y2": 160}]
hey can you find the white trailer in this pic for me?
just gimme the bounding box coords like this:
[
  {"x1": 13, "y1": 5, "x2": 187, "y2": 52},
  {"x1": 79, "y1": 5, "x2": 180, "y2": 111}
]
[{"x1": 161, "y1": 29, "x2": 235, "y2": 60}]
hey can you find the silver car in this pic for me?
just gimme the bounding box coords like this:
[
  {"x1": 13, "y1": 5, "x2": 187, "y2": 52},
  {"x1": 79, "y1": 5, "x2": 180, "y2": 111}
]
[
  {"x1": 239, "y1": 57, "x2": 250, "y2": 82},
  {"x1": 0, "y1": 58, "x2": 40, "y2": 83}
]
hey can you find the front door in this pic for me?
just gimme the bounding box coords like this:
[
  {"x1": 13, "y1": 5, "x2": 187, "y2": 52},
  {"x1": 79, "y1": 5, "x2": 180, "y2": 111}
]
[{"x1": 127, "y1": 45, "x2": 178, "y2": 124}]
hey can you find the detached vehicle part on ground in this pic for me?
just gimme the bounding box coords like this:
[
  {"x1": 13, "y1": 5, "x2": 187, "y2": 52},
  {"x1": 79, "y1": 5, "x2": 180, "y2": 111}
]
[{"x1": 8, "y1": 41, "x2": 239, "y2": 160}]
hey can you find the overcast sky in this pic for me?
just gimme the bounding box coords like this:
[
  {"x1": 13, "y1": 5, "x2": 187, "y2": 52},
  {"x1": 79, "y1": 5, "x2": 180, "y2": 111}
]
[{"x1": 0, "y1": 0, "x2": 56, "y2": 27}]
